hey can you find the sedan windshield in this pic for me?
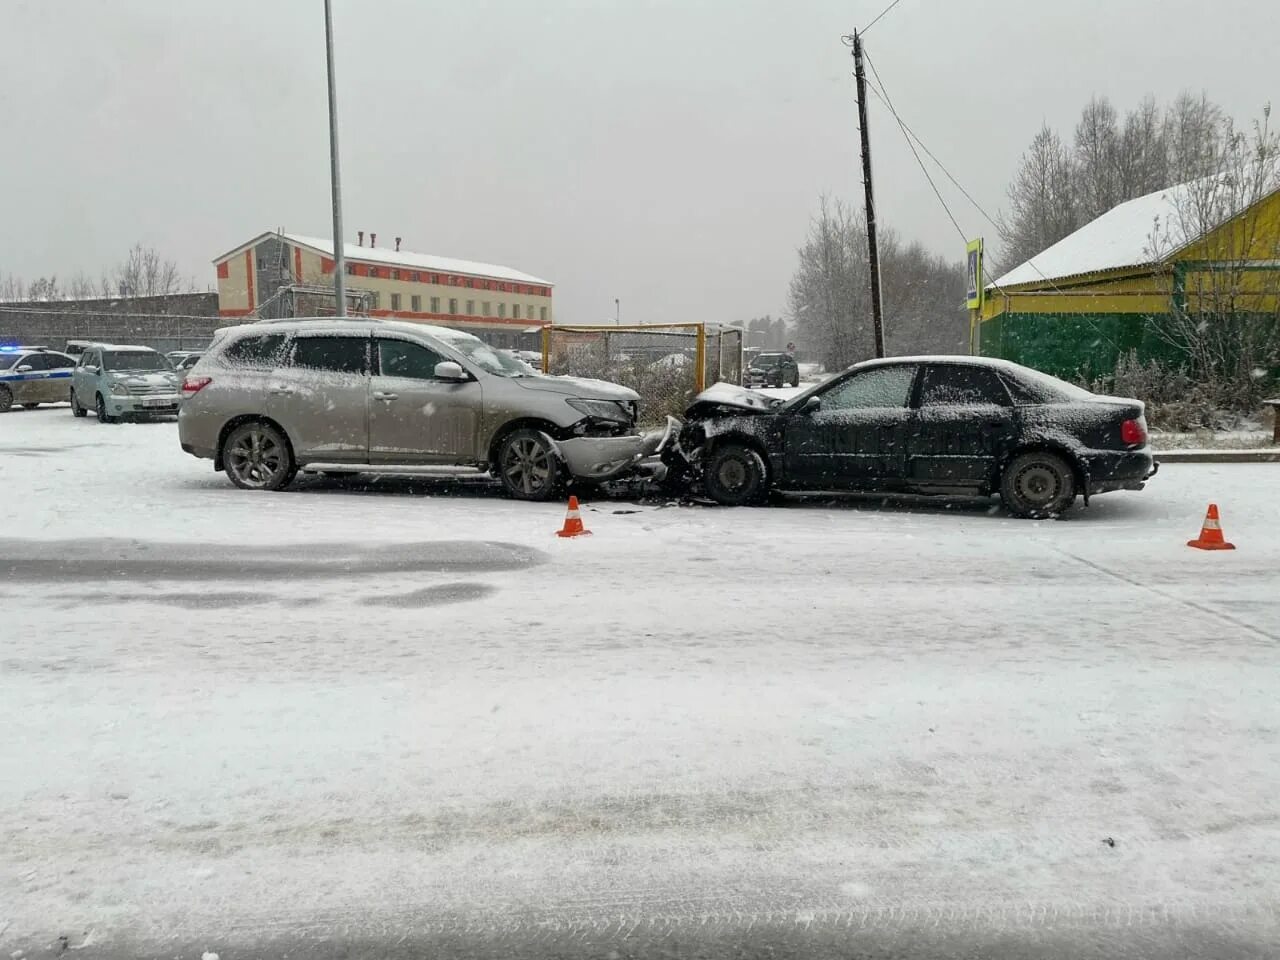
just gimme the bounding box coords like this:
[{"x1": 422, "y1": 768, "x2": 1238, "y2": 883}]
[
  {"x1": 444, "y1": 338, "x2": 531, "y2": 377},
  {"x1": 103, "y1": 351, "x2": 172, "y2": 372}
]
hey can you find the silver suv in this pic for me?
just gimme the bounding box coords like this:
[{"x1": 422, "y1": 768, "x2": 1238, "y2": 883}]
[{"x1": 178, "y1": 319, "x2": 665, "y2": 500}]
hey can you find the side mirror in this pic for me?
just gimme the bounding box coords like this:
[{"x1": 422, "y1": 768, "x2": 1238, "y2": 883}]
[
  {"x1": 434, "y1": 361, "x2": 467, "y2": 381},
  {"x1": 16, "y1": 364, "x2": 32, "y2": 373},
  {"x1": 802, "y1": 395, "x2": 821, "y2": 414}
]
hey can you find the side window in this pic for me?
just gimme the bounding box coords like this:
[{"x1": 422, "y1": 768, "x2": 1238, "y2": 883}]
[
  {"x1": 20, "y1": 353, "x2": 50, "y2": 371},
  {"x1": 78, "y1": 350, "x2": 96, "y2": 368},
  {"x1": 290, "y1": 336, "x2": 368, "y2": 374},
  {"x1": 45, "y1": 353, "x2": 75, "y2": 369},
  {"x1": 919, "y1": 365, "x2": 1010, "y2": 407},
  {"x1": 818, "y1": 365, "x2": 917, "y2": 411},
  {"x1": 377, "y1": 339, "x2": 446, "y2": 380},
  {"x1": 222, "y1": 333, "x2": 288, "y2": 367}
]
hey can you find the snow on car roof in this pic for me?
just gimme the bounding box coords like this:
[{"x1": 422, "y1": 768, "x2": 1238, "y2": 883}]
[
  {"x1": 990, "y1": 175, "x2": 1279, "y2": 289},
  {"x1": 277, "y1": 233, "x2": 552, "y2": 286}
]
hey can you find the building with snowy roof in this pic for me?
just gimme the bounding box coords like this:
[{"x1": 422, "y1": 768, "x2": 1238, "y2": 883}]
[
  {"x1": 212, "y1": 231, "x2": 553, "y2": 349},
  {"x1": 976, "y1": 173, "x2": 1280, "y2": 378}
]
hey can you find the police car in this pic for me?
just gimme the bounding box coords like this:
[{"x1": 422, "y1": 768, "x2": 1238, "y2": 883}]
[{"x1": 0, "y1": 345, "x2": 76, "y2": 412}]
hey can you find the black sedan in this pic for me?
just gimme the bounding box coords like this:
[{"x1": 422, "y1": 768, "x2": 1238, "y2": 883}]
[{"x1": 674, "y1": 356, "x2": 1155, "y2": 518}]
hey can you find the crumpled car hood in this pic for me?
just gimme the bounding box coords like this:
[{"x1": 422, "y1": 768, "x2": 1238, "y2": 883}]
[
  {"x1": 514, "y1": 374, "x2": 640, "y2": 402},
  {"x1": 684, "y1": 381, "x2": 779, "y2": 418}
]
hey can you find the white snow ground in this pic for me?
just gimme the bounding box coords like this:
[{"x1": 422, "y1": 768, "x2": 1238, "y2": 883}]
[{"x1": 2, "y1": 406, "x2": 1280, "y2": 956}]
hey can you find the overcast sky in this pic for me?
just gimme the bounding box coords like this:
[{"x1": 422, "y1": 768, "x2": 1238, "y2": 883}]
[{"x1": 2, "y1": 0, "x2": 1276, "y2": 323}]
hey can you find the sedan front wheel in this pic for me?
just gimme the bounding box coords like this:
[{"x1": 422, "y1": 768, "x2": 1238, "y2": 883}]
[
  {"x1": 497, "y1": 428, "x2": 561, "y2": 501},
  {"x1": 703, "y1": 443, "x2": 767, "y2": 506}
]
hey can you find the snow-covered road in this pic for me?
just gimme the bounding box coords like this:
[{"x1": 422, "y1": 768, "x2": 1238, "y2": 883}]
[{"x1": 3, "y1": 406, "x2": 1279, "y2": 959}]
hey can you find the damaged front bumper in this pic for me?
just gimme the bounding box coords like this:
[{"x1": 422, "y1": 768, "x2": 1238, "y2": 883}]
[{"x1": 547, "y1": 417, "x2": 681, "y2": 482}]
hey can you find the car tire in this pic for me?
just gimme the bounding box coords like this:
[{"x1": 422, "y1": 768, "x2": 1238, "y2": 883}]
[
  {"x1": 0, "y1": 385, "x2": 12, "y2": 413},
  {"x1": 95, "y1": 393, "x2": 118, "y2": 424},
  {"x1": 70, "y1": 390, "x2": 88, "y2": 417},
  {"x1": 496, "y1": 428, "x2": 561, "y2": 501},
  {"x1": 221, "y1": 420, "x2": 297, "y2": 492},
  {"x1": 703, "y1": 443, "x2": 767, "y2": 506},
  {"x1": 1001, "y1": 450, "x2": 1077, "y2": 519}
]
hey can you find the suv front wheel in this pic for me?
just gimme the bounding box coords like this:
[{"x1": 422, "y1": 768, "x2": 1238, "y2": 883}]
[
  {"x1": 497, "y1": 428, "x2": 560, "y2": 501},
  {"x1": 222, "y1": 420, "x2": 297, "y2": 491}
]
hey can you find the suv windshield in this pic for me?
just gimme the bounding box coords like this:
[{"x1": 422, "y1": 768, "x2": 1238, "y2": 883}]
[
  {"x1": 103, "y1": 350, "x2": 171, "y2": 372},
  {"x1": 443, "y1": 337, "x2": 531, "y2": 377}
]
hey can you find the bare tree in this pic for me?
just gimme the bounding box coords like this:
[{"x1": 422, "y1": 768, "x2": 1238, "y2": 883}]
[
  {"x1": 1165, "y1": 91, "x2": 1226, "y2": 183},
  {"x1": 1117, "y1": 96, "x2": 1168, "y2": 198},
  {"x1": 997, "y1": 125, "x2": 1078, "y2": 267},
  {"x1": 1073, "y1": 97, "x2": 1122, "y2": 221},
  {"x1": 105, "y1": 244, "x2": 191, "y2": 299}
]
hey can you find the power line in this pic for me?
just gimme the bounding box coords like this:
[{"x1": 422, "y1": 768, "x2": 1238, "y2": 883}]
[
  {"x1": 861, "y1": 0, "x2": 906, "y2": 34},
  {"x1": 857, "y1": 51, "x2": 1124, "y2": 353}
]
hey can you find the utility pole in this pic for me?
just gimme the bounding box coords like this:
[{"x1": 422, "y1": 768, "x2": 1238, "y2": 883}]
[
  {"x1": 324, "y1": 0, "x2": 347, "y2": 317},
  {"x1": 850, "y1": 31, "x2": 885, "y2": 358},
  {"x1": 614, "y1": 298, "x2": 620, "y2": 325}
]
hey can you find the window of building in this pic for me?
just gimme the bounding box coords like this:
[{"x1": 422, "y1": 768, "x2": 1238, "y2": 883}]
[
  {"x1": 539, "y1": 307, "x2": 547, "y2": 322},
  {"x1": 411, "y1": 294, "x2": 421, "y2": 312},
  {"x1": 448, "y1": 298, "x2": 458, "y2": 315},
  {"x1": 288, "y1": 336, "x2": 368, "y2": 375},
  {"x1": 368, "y1": 266, "x2": 379, "y2": 279},
  {"x1": 482, "y1": 302, "x2": 491, "y2": 316},
  {"x1": 527, "y1": 304, "x2": 535, "y2": 319},
  {"x1": 345, "y1": 264, "x2": 356, "y2": 275},
  {"x1": 498, "y1": 303, "x2": 506, "y2": 318},
  {"x1": 376, "y1": 339, "x2": 447, "y2": 380},
  {"x1": 918, "y1": 365, "x2": 1010, "y2": 407},
  {"x1": 465, "y1": 300, "x2": 474, "y2": 315},
  {"x1": 513, "y1": 305, "x2": 521, "y2": 320},
  {"x1": 465, "y1": 278, "x2": 473, "y2": 288},
  {"x1": 369, "y1": 292, "x2": 380, "y2": 309},
  {"x1": 430, "y1": 296, "x2": 440, "y2": 312},
  {"x1": 391, "y1": 269, "x2": 400, "y2": 281},
  {"x1": 410, "y1": 271, "x2": 420, "y2": 282},
  {"x1": 390, "y1": 293, "x2": 401, "y2": 311}
]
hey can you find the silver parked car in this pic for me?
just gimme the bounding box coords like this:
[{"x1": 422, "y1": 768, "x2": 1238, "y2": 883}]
[
  {"x1": 177, "y1": 318, "x2": 668, "y2": 500},
  {"x1": 70, "y1": 344, "x2": 182, "y2": 422},
  {"x1": 0, "y1": 346, "x2": 76, "y2": 411}
]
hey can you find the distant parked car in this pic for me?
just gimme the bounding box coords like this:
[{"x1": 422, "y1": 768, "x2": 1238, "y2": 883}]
[
  {"x1": 172, "y1": 352, "x2": 203, "y2": 374},
  {"x1": 744, "y1": 352, "x2": 800, "y2": 388},
  {"x1": 675, "y1": 356, "x2": 1156, "y2": 518},
  {"x1": 0, "y1": 347, "x2": 76, "y2": 411},
  {"x1": 177, "y1": 318, "x2": 668, "y2": 500},
  {"x1": 71, "y1": 344, "x2": 181, "y2": 422}
]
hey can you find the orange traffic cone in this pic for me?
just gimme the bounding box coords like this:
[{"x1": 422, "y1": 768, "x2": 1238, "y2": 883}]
[
  {"x1": 1187, "y1": 503, "x2": 1235, "y2": 550},
  {"x1": 556, "y1": 495, "x2": 592, "y2": 538}
]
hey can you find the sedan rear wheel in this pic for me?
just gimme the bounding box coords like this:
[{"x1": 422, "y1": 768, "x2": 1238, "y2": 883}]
[
  {"x1": 222, "y1": 421, "x2": 297, "y2": 491},
  {"x1": 497, "y1": 428, "x2": 560, "y2": 501},
  {"x1": 1001, "y1": 450, "x2": 1076, "y2": 519},
  {"x1": 703, "y1": 443, "x2": 767, "y2": 506}
]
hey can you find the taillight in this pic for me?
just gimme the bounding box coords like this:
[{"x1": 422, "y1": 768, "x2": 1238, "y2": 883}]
[
  {"x1": 182, "y1": 376, "x2": 212, "y2": 395},
  {"x1": 1120, "y1": 418, "x2": 1146, "y2": 445}
]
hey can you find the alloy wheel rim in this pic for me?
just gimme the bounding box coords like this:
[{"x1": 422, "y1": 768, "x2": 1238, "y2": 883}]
[
  {"x1": 227, "y1": 429, "x2": 285, "y2": 488},
  {"x1": 504, "y1": 437, "x2": 551, "y2": 495}
]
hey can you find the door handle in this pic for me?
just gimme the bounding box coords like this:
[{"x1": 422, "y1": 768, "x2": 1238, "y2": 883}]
[
  {"x1": 269, "y1": 386, "x2": 295, "y2": 396},
  {"x1": 373, "y1": 391, "x2": 399, "y2": 401}
]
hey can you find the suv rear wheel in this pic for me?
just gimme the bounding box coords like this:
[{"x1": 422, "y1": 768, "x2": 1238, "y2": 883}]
[
  {"x1": 703, "y1": 442, "x2": 767, "y2": 506},
  {"x1": 222, "y1": 420, "x2": 297, "y2": 491},
  {"x1": 1001, "y1": 450, "x2": 1077, "y2": 519},
  {"x1": 497, "y1": 428, "x2": 560, "y2": 501}
]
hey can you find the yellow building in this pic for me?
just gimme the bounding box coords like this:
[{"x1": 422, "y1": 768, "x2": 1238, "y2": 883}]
[
  {"x1": 977, "y1": 178, "x2": 1280, "y2": 378},
  {"x1": 213, "y1": 231, "x2": 554, "y2": 348}
]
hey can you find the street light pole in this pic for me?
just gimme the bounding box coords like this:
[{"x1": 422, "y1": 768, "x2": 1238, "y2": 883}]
[
  {"x1": 614, "y1": 298, "x2": 620, "y2": 325},
  {"x1": 324, "y1": 0, "x2": 347, "y2": 317}
]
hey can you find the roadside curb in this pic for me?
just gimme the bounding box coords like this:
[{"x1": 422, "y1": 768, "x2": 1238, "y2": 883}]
[{"x1": 1154, "y1": 449, "x2": 1280, "y2": 463}]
